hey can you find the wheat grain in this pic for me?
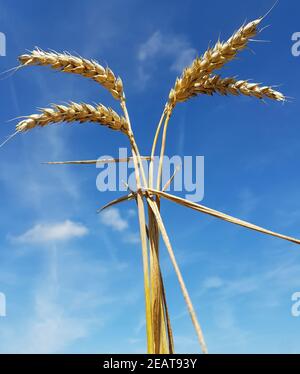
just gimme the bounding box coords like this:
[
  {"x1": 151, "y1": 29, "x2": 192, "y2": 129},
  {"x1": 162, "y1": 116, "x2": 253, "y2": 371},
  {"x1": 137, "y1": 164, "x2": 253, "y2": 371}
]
[
  {"x1": 19, "y1": 49, "x2": 124, "y2": 100},
  {"x1": 193, "y1": 75, "x2": 285, "y2": 101},
  {"x1": 16, "y1": 102, "x2": 128, "y2": 134},
  {"x1": 169, "y1": 18, "x2": 261, "y2": 105}
]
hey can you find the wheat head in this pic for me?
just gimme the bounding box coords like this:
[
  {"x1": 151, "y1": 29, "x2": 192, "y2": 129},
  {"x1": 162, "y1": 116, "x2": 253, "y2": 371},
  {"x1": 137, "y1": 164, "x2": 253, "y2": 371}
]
[
  {"x1": 19, "y1": 49, "x2": 124, "y2": 100},
  {"x1": 16, "y1": 102, "x2": 128, "y2": 134},
  {"x1": 169, "y1": 19, "x2": 261, "y2": 105},
  {"x1": 193, "y1": 75, "x2": 285, "y2": 101}
]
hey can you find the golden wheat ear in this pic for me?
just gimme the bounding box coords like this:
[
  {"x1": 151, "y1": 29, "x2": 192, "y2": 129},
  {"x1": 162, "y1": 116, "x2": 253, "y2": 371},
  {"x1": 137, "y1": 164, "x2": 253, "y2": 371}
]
[
  {"x1": 16, "y1": 102, "x2": 129, "y2": 134},
  {"x1": 193, "y1": 75, "x2": 285, "y2": 101},
  {"x1": 168, "y1": 18, "x2": 262, "y2": 106},
  {"x1": 18, "y1": 49, "x2": 124, "y2": 100}
]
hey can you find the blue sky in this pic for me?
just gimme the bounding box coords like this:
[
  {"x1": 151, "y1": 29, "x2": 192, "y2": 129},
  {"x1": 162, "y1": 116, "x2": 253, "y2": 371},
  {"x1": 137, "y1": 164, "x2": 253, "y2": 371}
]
[{"x1": 0, "y1": 0, "x2": 300, "y2": 353}]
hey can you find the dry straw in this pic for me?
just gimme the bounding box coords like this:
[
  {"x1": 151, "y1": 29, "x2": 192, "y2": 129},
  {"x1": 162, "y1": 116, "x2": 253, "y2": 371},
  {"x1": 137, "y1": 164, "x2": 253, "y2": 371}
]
[{"x1": 5, "y1": 11, "x2": 300, "y2": 355}]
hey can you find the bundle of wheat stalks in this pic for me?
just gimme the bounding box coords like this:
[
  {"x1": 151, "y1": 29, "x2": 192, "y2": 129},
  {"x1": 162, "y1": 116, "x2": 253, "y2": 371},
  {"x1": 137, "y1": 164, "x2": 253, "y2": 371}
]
[{"x1": 8, "y1": 15, "x2": 300, "y2": 353}]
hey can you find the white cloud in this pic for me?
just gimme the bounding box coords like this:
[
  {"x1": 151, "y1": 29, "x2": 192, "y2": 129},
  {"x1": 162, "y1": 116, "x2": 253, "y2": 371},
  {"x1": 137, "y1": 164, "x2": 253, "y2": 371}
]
[
  {"x1": 138, "y1": 31, "x2": 196, "y2": 73},
  {"x1": 11, "y1": 220, "x2": 88, "y2": 244},
  {"x1": 137, "y1": 31, "x2": 196, "y2": 88},
  {"x1": 170, "y1": 47, "x2": 197, "y2": 73},
  {"x1": 19, "y1": 297, "x2": 89, "y2": 353},
  {"x1": 200, "y1": 274, "x2": 260, "y2": 300},
  {"x1": 138, "y1": 31, "x2": 163, "y2": 61},
  {"x1": 100, "y1": 208, "x2": 128, "y2": 232}
]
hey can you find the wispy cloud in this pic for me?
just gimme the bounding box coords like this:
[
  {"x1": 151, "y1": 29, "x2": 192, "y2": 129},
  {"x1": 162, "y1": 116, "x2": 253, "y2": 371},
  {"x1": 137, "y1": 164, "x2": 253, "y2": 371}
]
[
  {"x1": 10, "y1": 220, "x2": 88, "y2": 244},
  {"x1": 0, "y1": 240, "x2": 139, "y2": 353},
  {"x1": 17, "y1": 296, "x2": 89, "y2": 353},
  {"x1": 100, "y1": 208, "x2": 129, "y2": 232},
  {"x1": 100, "y1": 208, "x2": 140, "y2": 245},
  {"x1": 138, "y1": 31, "x2": 196, "y2": 73},
  {"x1": 200, "y1": 254, "x2": 300, "y2": 303},
  {"x1": 137, "y1": 31, "x2": 196, "y2": 88},
  {"x1": 202, "y1": 276, "x2": 224, "y2": 290}
]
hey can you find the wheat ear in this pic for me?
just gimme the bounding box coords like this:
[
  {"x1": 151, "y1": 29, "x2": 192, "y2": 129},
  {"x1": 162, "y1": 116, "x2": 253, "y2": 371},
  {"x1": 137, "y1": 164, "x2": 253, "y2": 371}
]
[
  {"x1": 16, "y1": 102, "x2": 128, "y2": 134},
  {"x1": 194, "y1": 75, "x2": 285, "y2": 101},
  {"x1": 19, "y1": 49, "x2": 124, "y2": 100},
  {"x1": 169, "y1": 18, "x2": 261, "y2": 105}
]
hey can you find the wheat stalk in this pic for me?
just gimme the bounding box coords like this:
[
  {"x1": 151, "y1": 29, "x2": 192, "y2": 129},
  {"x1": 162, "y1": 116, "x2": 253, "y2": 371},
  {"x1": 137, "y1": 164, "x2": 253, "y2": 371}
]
[
  {"x1": 19, "y1": 49, "x2": 124, "y2": 100},
  {"x1": 43, "y1": 156, "x2": 151, "y2": 165},
  {"x1": 146, "y1": 197, "x2": 208, "y2": 353},
  {"x1": 193, "y1": 75, "x2": 285, "y2": 101},
  {"x1": 169, "y1": 18, "x2": 261, "y2": 106},
  {"x1": 147, "y1": 189, "x2": 300, "y2": 245},
  {"x1": 16, "y1": 102, "x2": 128, "y2": 134}
]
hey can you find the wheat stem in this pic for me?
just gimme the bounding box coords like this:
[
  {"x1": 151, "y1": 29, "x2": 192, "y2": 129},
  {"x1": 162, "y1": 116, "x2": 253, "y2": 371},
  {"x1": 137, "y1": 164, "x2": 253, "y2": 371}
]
[
  {"x1": 120, "y1": 99, "x2": 154, "y2": 353},
  {"x1": 149, "y1": 109, "x2": 167, "y2": 189},
  {"x1": 147, "y1": 197, "x2": 208, "y2": 353},
  {"x1": 148, "y1": 189, "x2": 300, "y2": 245},
  {"x1": 43, "y1": 156, "x2": 151, "y2": 165},
  {"x1": 162, "y1": 165, "x2": 181, "y2": 192},
  {"x1": 147, "y1": 203, "x2": 171, "y2": 353},
  {"x1": 156, "y1": 109, "x2": 172, "y2": 191}
]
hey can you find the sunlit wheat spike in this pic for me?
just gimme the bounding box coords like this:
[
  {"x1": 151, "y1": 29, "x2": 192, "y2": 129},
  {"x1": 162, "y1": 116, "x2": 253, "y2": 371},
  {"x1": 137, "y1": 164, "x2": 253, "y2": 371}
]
[
  {"x1": 169, "y1": 18, "x2": 261, "y2": 105},
  {"x1": 16, "y1": 102, "x2": 129, "y2": 134},
  {"x1": 18, "y1": 49, "x2": 124, "y2": 100},
  {"x1": 193, "y1": 75, "x2": 285, "y2": 101}
]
